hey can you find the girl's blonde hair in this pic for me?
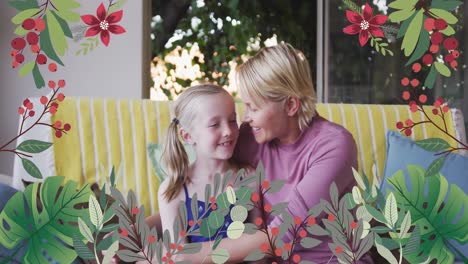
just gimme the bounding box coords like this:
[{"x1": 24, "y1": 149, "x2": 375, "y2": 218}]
[
  {"x1": 162, "y1": 84, "x2": 230, "y2": 201},
  {"x1": 236, "y1": 42, "x2": 317, "y2": 131}
]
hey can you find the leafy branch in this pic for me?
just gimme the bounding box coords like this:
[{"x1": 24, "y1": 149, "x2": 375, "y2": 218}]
[
  {"x1": 370, "y1": 37, "x2": 394, "y2": 56},
  {"x1": 76, "y1": 37, "x2": 99, "y2": 56}
]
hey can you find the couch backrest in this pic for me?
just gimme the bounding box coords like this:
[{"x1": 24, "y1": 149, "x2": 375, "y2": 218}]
[{"x1": 13, "y1": 97, "x2": 465, "y2": 215}]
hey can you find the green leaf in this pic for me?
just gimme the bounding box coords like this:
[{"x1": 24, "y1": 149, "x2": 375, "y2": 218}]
[
  {"x1": 96, "y1": 234, "x2": 115, "y2": 250},
  {"x1": 78, "y1": 217, "x2": 94, "y2": 243},
  {"x1": 430, "y1": 0, "x2": 462, "y2": 11},
  {"x1": 401, "y1": 10, "x2": 423, "y2": 57},
  {"x1": 235, "y1": 186, "x2": 252, "y2": 203},
  {"x1": 32, "y1": 63, "x2": 45, "y2": 88},
  {"x1": 176, "y1": 242, "x2": 202, "y2": 255},
  {"x1": 387, "y1": 165, "x2": 468, "y2": 263},
  {"x1": 72, "y1": 234, "x2": 95, "y2": 260},
  {"x1": 50, "y1": 10, "x2": 73, "y2": 38},
  {"x1": 108, "y1": 0, "x2": 128, "y2": 14},
  {"x1": 384, "y1": 192, "x2": 398, "y2": 229},
  {"x1": 389, "y1": 8, "x2": 415, "y2": 23},
  {"x1": 11, "y1": 8, "x2": 40, "y2": 24},
  {"x1": 440, "y1": 25, "x2": 456, "y2": 36},
  {"x1": 117, "y1": 249, "x2": 147, "y2": 262},
  {"x1": 89, "y1": 195, "x2": 103, "y2": 230},
  {"x1": 415, "y1": 138, "x2": 451, "y2": 152},
  {"x1": 375, "y1": 236, "x2": 398, "y2": 264},
  {"x1": 14, "y1": 25, "x2": 29, "y2": 36},
  {"x1": 0, "y1": 177, "x2": 92, "y2": 263},
  {"x1": 40, "y1": 16, "x2": 65, "y2": 66},
  {"x1": 102, "y1": 240, "x2": 119, "y2": 264},
  {"x1": 45, "y1": 10, "x2": 68, "y2": 56},
  {"x1": 243, "y1": 248, "x2": 265, "y2": 261},
  {"x1": 403, "y1": 226, "x2": 421, "y2": 255},
  {"x1": 21, "y1": 158, "x2": 42, "y2": 179},
  {"x1": 211, "y1": 248, "x2": 230, "y2": 264},
  {"x1": 208, "y1": 211, "x2": 225, "y2": 229},
  {"x1": 424, "y1": 64, "x2": 437, "y2": 89},
  {"x1": 216, "y1": 193, "x2": 230, "y2": 210},
  {"x1": 399, "y1": 211, "x2": 412, "y2": 239},
  {"x1": 199, "y1": 218, "x2": 216, "y2": 238},
  {"x1": 17, "y1": 139, "x2": 53, "y2": 153},
  {"x1": 300, "y1": 237, "x2": 322, "y2": 248},
  {"x1": 425, "y1": 157, "x2": 446, "y2": 177},
  {"x1": 388, "y1": 0, "x2": 417, "y2": 10},
  {"x1": 429, "y1": 8, "x2": 458, "y2": 24},
  {"x1": 18, "y1": 61, "x2": 35, "y2": 77},
  {"x1": 434, "y1": 62, "x2": 451, "y2": 77},
  {"x1": 51, "y1": 0, "x2": 80, "y2": 22},
  {"x1": 8, "y1": 0, "x2": 39, "y2": 11},
  {"x1": 405, "y1": 29, "x2": 430, "y2": 66},
  {"x1": 364, "y1": 204, "x2": 386, "y2": 224},
  {"x1": 267, "y1": 179, "x2": 285, "y2": 194}
]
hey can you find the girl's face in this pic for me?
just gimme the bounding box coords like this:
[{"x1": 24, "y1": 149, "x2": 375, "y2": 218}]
[
  {"x1": 240, "y1": 93, "x2": 289, "y2": 144},
  {"x1": 187, "y1": 92, "x2": 239, "y2": 161}
]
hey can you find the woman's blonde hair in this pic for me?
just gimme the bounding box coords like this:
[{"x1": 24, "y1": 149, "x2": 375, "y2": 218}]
[
  {"x1": 162, "y1": 84, "x2": 229, "y2": 201},
  {"x1": 236, "y1": 42, "x2": 317, "y2": 131}
]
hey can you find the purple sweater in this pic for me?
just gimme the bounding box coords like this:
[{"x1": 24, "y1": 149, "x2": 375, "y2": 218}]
[{"x1": 235, "y1": 115, "x2": 370, "y2": 263}]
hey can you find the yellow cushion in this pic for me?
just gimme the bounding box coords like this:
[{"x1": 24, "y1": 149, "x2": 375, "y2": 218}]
[{"x1": 52, "y1": 99, "x2": 458, "y2": 214}]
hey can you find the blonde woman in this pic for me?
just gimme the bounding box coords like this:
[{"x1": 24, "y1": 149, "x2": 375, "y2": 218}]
[
  {"x1": 181, "y1": 43, "x2": 370, "y2": 263},
  {"x1": 157, "y1": 84, "x2": 243, "y2": 243}
]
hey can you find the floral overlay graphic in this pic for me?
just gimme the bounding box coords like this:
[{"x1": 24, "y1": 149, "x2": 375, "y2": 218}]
[{"x1": 1, "y1": 0, "x2": 467, "y2": 264}]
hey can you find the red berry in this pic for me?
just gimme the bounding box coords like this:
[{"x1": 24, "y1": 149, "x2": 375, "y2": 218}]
[
  {"x1": 293, "y1": 254, "x2": 301, "y2": 263},
  {"x1": 26, "y1": 32, "x2": 39, "y2": 45},
  {"x1": 63, "y1": 123, "x2": 71, "y2": 131},
  {"x1": 23, "y1": 99, "x2": 30, "y2": 107},
  {"x1": 443, "y1": 37, "x2": 458, "y2": 50},
  {"x1": 166, "y1": 252, "x2": 171, "y2": 258},
  {"x1": 149, "y1": 235, "x2": 156, "y2": 243},
  {"x1": 51, "y1": 102, "x2": 59, "y2": 109},
  {"x1": 412, "y1": 63, "x2": 421, "y2": 73},
  {"x1": 264, "y1": 204, "x2": 272, "y2": 212},
  {"x1": 294, "y1": 217, "x2": 302, "y2": 225},
  {"x1": 255, "y1": 217, "x2": 263, "y2": 226},
  {"x1": 120, "y1": 229, "x2": 128, "y2": 237},
  {"x1": 10, "y1": 50, "x2": 17, "y2": 57},
  {"x1": 396, "y1": 121, "x2": 404, "y2": 129},
  {"x1": 410, "y1": 104, "x2": 418, "y2": 112},
  {"x1": 30, "y1": 44, "x2": 40, "y2": 53},
  {"x1": 405, "y1": 129, "x2": 412, "y2": 136},
  {"x1": 405, "y1": 119, "x2": 413, "y2": 126},
  {"x1": 299, "y1": 229, "x2": 307, "y2": 237},
  {"x1": 442, "y1": 105, "x2": 449, "y2": 113},
  {"x1": 261, "y1": 180, "x2": 270, "y2": 189},
  {"x1": 308, "y1": 217, "x2": 316, "y2": 226},
  {"x1": 180, "y1": 231, "x2": 186, "y2": 237},
  {"x1": 451, "y1": 50, "x2": 459, "y2": 58},
  {"x1": 274, "y1": 248, "x2": 282, "y2": 256},
  {"x1": 434, "y1": 18, "x2": 448, "y2": 30},
  {"x1": 209, "y1": 196, "x2": 216, "y2": 203},
  {"x1": 57, "y1": 93, "x2": 65, "y2": 102},
  {"x1": 169, "y1": 260, "x2": 174, "y2": 264},
  {"x1": 271, "y1": 227, "x2": 279, "y2": 236},
  {"x1": 11, "y1": 37, "x2": 26, "y2": 50},
  {"x1": 40, "y1": 96, "x2": 48, "y2": 105},
  {"x1": 48, "y1": 80, "x2": 56, "y2": 89},
  {"x1": 15, "y1": 53, "x2": 25, "y2": 64},
  {"x1": 422, "y1": 54, "x2": 433, "y2": 65},
  {"x1": 260, "y1": 243, "x2": 269, "y2": 252},
  {"x1": 170, "y1": 243, "x2": 176, "y2": 249},
  {"x1": 58, "y1": 79, "x2": 66, "y2": 88},
  {"x1": 328, "y1": 214, "x2": 335, "y2": 222},
  {"x1": 34, "y1": 18, "x2": 46, "y2": 32},
  {"x1": 26, "y1": 102, "x2": 33, "y2": 110},
  {"x1": 49, "y1": 106, "x2": 57, "y2": 114},
  {"x1": 350, "y1": 221, "x2": 358, "y2": 229},
  {"x1": 410, "y1": 79, "x2": 420, "y2": 87},
  {"x1": 177, "y1": 245, "x2": 183, "y2": 251},
  {"x1": 48, "y1": 62, "x2": 57, "y2": 72},
  {"x1": 430, "y1": 32, "x2": 443, "y2": 45},
  {"x1": 18, "y1": 107, "x2": 25, "y2": 115},
  {"x1": 401, "y1": 77, "x2": 410, "y2": 86},
  {"x1": 419, "y1": 94, "x2": 427, "y2": 104},
  {"x1": 436, "y1": 97, "x2": 445, "y2": 105},
  {"x1": 450, "y1": 60, "x2": 458, "y2": 69},
  {"x1": 335, "y1": 246, "x2": 343, "y2": 254},
  {"x1": 432, "y1": 108, "x2": 439, "y2": 115},
  {"x1": 132, "y1": 207, "x2": 139, "y2": 215},
  {"x1": 54, "y1": 121, "x2": 62, "y2": 128},
  {"x1": 36, "y1": 54, "x2": 47, "y2": 64},
  {"x1": 188, "y1": 220, "x2": 194, "y2": 226},
  {"x1": 284, "y1": 243, "x2": 292, "y2": 251},
  {"x1": 12, "y1": 60, "x2": 19, "y2": 68},
  {"x1": 211, "y1": 204, "x2": 217, "y2": 210},
  {"x1": 445, "y1": 53, "x2": 455, "y2": 63},
  {"x1": 402, "y1": 91, "x2": 410, "y2": 100},
  {"x1": 424, "y1": 18, "x2": 435, "y2": 32},
  {"x1": 22, "y1": 18, "x2": 35, "y2": 30},
  {"x1": 251, "y1": 192, "x2": 260, "y2": 202},
  {"x1": 162, "y1": 257, "x2": 167, "y2": 262},
  {"x1": 55, "y1": 130, "x2": 63, "y2": 138},
  {"x1": 429, "y1": 44, "x2": 439, "y2": 54}
]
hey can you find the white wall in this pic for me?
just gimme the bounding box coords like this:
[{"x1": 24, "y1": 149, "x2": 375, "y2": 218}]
[{"x1": 0, "y1": 1, "x2": 146, "y2": 176}]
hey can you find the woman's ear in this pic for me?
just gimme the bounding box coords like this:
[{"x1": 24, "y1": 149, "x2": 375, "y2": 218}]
[
  {"x1": 285, "y1": 96, "x2": 300, "y2": 117},
  {"x1": 180, "y1": 128, "x2": 194, "y2": 144}
]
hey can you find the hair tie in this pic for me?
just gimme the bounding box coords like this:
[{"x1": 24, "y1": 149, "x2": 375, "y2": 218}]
[{"x1": 172, "y1": 117, "x2": 179, "y2": 125}]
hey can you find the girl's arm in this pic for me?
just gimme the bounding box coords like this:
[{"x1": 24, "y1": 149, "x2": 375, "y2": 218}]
[{"x1": 157, "y1": 179, "x2": 183, "y2": 241}]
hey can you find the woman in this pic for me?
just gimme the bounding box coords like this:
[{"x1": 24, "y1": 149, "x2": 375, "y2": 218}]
[{"x1": 180, "y1": 43, "x2": 363, "y2": 263}]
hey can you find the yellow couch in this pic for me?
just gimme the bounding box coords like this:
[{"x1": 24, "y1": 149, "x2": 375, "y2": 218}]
[{"x1": 12, "y1": 97, "x2": 465, "y2": 215}]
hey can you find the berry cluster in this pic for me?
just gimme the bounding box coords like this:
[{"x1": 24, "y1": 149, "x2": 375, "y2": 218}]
[
  {"x1": 17, "y1": 79, "x2": 70, "y2": 138},
  {"x1": 10, "y1": 17, "x2": 57, "y2": 72},
  {"x1": 423, "y1": 18, "x2": 459, "y2": 69}
]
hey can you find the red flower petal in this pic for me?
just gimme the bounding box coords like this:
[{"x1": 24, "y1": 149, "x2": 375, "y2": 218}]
[
  {"x1": 359, "y1": 30, "x2": 370, "y2": 47},
  {"x1": 343, "y1": 24, "x2": 361, "y2": 35},
  {"x1": 101, "y1": 30, "x2": 110, "y2": 46},
  {"x1": 85, "y1": 26, "x2": 101, "y2": 37},
  {"x1": 81, "y1": 15, "x2": 99, "y2": 26},
  {"x1": 369, "y1": 26, "x2": 385, "y2": 38},
  {"x1": 107, "y1": 10, "x2": 123, "y2": 24},
  {"x1": 370, "y1": 14, "x2": 388, "y2": 25},
  {"x1": 96, "y1": 3, "x2": 107, "y2": 21},
  {"x1": 362, "y1": 3, "x2": 373, "y2": 21},
  {"x1": 346, "y1": 10, "x2": 362, "y2": 24},
  {"x1": 108, "y1": 25, "x2": 126, "y2": 34}
]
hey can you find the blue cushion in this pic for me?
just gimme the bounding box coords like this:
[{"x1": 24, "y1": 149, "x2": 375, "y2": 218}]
[{"x1": 382, "y1": 130, "x2": 468, "y2": 261}]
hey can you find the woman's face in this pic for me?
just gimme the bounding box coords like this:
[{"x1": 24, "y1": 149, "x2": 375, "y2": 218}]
[{"x1": 240, "y1": 93, "x2": 289, "y2": 144}]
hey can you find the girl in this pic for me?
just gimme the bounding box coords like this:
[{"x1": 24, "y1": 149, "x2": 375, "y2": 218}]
[{"x1": 157, "y1": 84, "x2": 242, "y2": 243}]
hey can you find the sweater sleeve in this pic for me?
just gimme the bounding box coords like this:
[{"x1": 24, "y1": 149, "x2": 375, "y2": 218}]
[{"x1": 269, "y1": 130, "x2": 358, "y2": 242}]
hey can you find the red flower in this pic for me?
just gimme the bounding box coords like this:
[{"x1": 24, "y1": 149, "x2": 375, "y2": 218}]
[
  {"x1": 81, "y1": 3, "x2": 126, "y2": 46},
  {"x1": 343, "y1": 3, "x2": 388, "y2": 47}
]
